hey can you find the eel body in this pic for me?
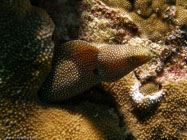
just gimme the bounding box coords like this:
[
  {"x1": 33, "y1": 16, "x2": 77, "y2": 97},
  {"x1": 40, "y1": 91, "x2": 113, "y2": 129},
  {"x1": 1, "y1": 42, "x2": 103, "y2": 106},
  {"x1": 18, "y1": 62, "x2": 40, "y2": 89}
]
[{"x1": 38, "y1": 40, "x2": 153, "y2": 103}]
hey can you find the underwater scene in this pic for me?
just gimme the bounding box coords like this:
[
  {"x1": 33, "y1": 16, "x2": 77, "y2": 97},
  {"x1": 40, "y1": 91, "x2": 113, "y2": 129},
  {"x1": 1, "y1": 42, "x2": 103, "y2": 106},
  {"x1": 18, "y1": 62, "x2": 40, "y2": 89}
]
[{"x1": 0, "y1": 0, "x2": 187, "y2": 140}]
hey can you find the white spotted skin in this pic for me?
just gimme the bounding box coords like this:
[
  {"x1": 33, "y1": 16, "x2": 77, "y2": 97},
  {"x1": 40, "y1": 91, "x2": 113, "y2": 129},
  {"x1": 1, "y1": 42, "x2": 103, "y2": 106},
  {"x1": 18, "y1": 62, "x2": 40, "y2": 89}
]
[
  {"x1": 39, "y1": 40, "x2": 100, "y2": 102},
  {"x1": 97, "y1": 44, "x2": 153, "y2": 82},
  {"x1": 38, "y1": 40, "x2": 153, "y2": 103}
]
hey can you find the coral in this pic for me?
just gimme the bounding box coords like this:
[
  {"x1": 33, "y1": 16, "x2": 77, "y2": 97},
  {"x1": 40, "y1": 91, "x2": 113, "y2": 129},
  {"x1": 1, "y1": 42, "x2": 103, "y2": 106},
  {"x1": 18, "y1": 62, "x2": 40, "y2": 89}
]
[
  {"x1": 31, "y1": 0, "x2": 81, "y2": 44},
  {"x1": 130, "y1": 12, "x2": 171, "y2": 40},
  {"x1": 134, "y1": 0, "x2": 153, "y2": 18},
  {"x1": 0, "y1": 0, "x2": 55, "y2": 99},
  {"x1": 39, "y1": 39, "x2": 152, "y2": 103},
  {"x1": 100, "y1": 0, "x2": 187, "y2": 41},
  {"x1": 78, "y1": 0, "x2": 139, "y2": 44},
  {"x1": 1, "y1": 100, "x2": 126, "y2": 140},
  {"x1": 101, "y1": 0, "x2": 132, "y2": 11},
  {"x1": 174, "y1": 6, "x2": 187, "y2": 26},
  {"x1": 176, "y1": 0, "x2": 187, "y2": 8},
  {"x1": 151, "y1": 0, "x2": 176, "y2": 13},
  {"x1": 29, "y1": 102, "x2": 127, "y2": 140},
  {"x1": 102, "y1": 74, "x2": 187, "y2": 139},
  {"x1": 0, "y1": 0, "x2": 54, "y2": 137}
]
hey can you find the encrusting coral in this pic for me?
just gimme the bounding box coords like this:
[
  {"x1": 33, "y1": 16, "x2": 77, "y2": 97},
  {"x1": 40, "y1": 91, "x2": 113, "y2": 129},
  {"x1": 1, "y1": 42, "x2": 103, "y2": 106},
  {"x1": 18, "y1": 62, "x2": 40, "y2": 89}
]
[
  {"x1": 0, "y1": 0, "x2": 55, "y2": 98},
  {"x1": 100, "y1": 0, "x2": 187, "y2": 40},
  {"x1": 102, "y1": 74, "x2": 187, "y2": 139},
  {"x1": 0, "y1": 0, "x2": 54, "y2": 137},
  {"x1": 26, "y1": 101, "x2": 128, "y2": 140},
  {"x1": 101, "y1": 0, "x2": 132, "y2": 11},
  {"x1": 78, "y1": 0, "x2": 140, "y2": 44}
]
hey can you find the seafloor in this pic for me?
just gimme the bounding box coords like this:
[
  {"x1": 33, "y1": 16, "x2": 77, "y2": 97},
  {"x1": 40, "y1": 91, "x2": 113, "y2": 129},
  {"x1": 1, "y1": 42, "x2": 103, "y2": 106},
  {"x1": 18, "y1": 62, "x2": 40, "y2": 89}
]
[{"x1": 0, "y1": 0, "x2": 187, "y2": 140}]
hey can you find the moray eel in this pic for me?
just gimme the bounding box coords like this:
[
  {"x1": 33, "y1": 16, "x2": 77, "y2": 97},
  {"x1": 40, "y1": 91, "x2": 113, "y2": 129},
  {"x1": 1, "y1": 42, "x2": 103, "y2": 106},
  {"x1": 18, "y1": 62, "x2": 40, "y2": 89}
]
[{"x1": 38, "y1": 40, "x2": 153, "y2": 103}]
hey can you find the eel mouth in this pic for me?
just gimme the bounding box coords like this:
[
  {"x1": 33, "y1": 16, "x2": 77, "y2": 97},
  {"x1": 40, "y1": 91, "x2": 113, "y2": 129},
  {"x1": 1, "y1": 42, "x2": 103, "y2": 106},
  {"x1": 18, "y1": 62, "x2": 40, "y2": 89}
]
[{"x1": 142, "y1": 51, "x2": 153, "y2": 63}]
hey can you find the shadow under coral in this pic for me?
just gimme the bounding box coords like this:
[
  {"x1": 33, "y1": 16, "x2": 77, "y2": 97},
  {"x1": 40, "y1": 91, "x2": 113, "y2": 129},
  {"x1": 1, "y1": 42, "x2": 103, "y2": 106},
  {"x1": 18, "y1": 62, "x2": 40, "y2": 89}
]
[{"x1": 34, "y1": 85, "x2": 132, "y2": 139}]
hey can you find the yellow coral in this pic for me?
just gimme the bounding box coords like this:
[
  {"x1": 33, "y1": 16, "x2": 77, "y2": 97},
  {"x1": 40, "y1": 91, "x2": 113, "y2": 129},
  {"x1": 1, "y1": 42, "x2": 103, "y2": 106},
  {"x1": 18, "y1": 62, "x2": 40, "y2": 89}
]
[
  {"x1": 0, "y1": 0, "x2": 54, "y2": 137},
  {"x1": 134, "y1": 0, "x2": 153, "y2": 18},
  {"x1": 101, "y1": 0, "x2": 132, "y2": 11},
  {"x1": 129, "y1": 12, "x2": 170, "y2": 40},
  {"x1": 28, "y1": 102, "x2": 126, "y2": 140},
  {"x1": 174, "y1": 6, "x2": 187, "y2": 26},
  {"x1": 151, "y1": 0, "x2": 176, "y2": 13},
  {"x1": 100, "y1": 0, "x2": 187, "y2": 40},
  {"x1": 102, "y1": 73, "x2": 187, "y2": 139},
  {"x1": 0, "y1": 0, "x2": 55, "y2": 98},
  {"x1": 176, "y1": 0, "x2": 187, "y2": 8}
]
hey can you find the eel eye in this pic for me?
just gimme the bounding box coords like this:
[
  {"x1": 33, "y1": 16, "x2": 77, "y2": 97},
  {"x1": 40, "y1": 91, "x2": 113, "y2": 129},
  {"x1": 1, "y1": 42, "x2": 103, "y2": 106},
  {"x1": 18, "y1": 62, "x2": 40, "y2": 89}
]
[{"x1": 129, "y1": 57, "x2": 137, "y2": 63}]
